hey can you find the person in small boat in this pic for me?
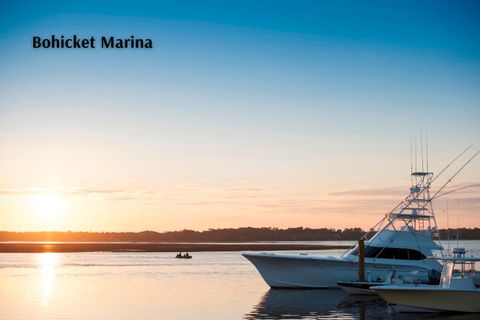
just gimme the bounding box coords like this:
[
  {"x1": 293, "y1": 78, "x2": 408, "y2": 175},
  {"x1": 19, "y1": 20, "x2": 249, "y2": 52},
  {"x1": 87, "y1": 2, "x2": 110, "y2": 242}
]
[
  {"x1": 183, "y1": 252, "x2": 190, "y2": 258},
  {"x1": 176, "y1": 252, "x2": 183, "y2": 258}
]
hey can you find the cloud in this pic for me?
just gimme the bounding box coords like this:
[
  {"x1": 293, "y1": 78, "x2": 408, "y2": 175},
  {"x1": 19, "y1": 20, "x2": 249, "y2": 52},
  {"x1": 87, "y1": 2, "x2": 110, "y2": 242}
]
[
  {"x1": 179, "y1": 200, "x2": 243, "y2": 206},
  {"x1": 1, "y1": 182, "x2": 478, "y2": 218},
  {"x1": 330, "y1": 186, "x2": 405, "y2": 197},
  {"x1": 331, "y1": 183, "x2": 480, "y2": 199},
  {"x1": 0, "y1": 188, "x2": 43, "y2": 196},
  {"x1": 69, "y1": 188, "x2": 124, "y2": 195},
  {"x1": 0, "y1": 186, "x2": 156, "y2": 201}
]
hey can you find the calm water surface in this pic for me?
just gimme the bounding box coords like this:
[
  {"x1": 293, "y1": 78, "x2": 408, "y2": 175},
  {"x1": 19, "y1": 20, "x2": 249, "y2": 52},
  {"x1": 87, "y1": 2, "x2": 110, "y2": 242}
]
[{"x1": 1, "y1": 241, "x2": 479, "y2": 320}]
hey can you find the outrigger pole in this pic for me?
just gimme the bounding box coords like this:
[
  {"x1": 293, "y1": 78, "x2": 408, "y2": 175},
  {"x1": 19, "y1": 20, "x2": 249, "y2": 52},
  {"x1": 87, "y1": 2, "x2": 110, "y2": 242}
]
[
  {"x1": 434, "y1": 184, "x2": 480, "y2": 199},
  {"x1": 431, "y1": 145, "x2": 472, "y2": 185},
  {"x1": 431, "y1": 150, "x2": 480, "y2": 200}
]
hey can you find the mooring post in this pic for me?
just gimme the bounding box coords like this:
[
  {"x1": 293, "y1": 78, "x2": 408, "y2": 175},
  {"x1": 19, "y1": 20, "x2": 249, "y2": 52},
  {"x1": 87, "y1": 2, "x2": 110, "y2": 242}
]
[{"x1": 358, "y1": 239, "x2": 365, "y2": 281}]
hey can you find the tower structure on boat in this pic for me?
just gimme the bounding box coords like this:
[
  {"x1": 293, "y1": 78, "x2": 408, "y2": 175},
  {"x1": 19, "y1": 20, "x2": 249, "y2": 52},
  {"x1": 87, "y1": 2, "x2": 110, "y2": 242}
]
[{"x1": 243, "y1": 143, "x2": 479, "y2": 288}]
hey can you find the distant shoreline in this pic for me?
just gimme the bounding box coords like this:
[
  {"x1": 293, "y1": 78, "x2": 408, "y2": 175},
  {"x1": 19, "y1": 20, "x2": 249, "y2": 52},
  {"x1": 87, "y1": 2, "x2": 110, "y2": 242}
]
[
  {"x1": 0, "y1": 242, "x2": 351, "y2": 253},
  {"x1": 2, "y1": 228, "x2": 479, "y2": 243}
]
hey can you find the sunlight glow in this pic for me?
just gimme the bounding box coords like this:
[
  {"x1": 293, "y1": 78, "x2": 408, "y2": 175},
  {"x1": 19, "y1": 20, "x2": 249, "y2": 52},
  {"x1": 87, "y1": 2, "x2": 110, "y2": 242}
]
[
  {"x1": 30, "y1": 192, "x2": 66, "y2": 219},
  {"x1": 37, "y1": 253, "x2": 59, "y2": 307}
]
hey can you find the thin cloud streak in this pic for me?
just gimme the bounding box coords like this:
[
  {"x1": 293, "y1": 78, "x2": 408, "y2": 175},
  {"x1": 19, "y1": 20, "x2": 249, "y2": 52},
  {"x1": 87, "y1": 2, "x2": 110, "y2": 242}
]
[
  {"x1": 331, "y1": 183, "x2": 480, "y2": 198},
  {"x1": 0, "y1": 186, "x2": 156, "y2": 201}
]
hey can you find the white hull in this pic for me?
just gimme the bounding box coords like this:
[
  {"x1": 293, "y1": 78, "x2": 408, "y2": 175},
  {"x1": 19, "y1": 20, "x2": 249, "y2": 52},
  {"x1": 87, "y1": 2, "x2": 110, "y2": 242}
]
[
  {"x1": 373, "y1": 286, "x2": 480, "y2": 313},
  {"x1": 243, "y1": 253, "x2": 439, "y2": 288}
]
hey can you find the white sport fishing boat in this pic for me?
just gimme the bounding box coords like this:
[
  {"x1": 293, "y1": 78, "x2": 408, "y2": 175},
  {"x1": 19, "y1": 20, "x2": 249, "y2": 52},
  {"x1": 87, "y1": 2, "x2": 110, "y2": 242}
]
[
  {"x1": 243, "y1": 146, "x2": 479, "y2": 288},
  {"x1": 372, "y1": 248, "x2": 480, "y2": 313}
]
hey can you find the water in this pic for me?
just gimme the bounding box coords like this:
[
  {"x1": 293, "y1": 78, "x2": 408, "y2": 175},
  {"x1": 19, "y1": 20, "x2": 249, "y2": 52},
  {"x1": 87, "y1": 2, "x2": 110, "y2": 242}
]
[{"x1": 1, "y1": 241, "x2": 480, "y2": 320}]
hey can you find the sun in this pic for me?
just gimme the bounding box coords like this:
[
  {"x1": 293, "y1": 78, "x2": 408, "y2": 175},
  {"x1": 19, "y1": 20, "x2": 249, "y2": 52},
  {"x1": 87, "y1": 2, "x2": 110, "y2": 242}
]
[{"x1": 30, "y1": 192, "x2": 66, "y2": 218}]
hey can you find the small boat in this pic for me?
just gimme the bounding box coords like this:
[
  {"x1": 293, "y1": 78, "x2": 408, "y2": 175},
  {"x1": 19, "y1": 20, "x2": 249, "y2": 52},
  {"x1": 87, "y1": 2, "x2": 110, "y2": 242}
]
[
  {"x1": 175, "y1": 253, "x2": 192, "y2": 259},
  {"x1": 372, "y1": 248, "x2": 480, "y2": 313}
]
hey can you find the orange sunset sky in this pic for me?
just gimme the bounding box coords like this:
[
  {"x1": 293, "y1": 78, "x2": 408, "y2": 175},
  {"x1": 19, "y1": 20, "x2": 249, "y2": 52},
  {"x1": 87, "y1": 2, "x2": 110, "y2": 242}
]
[{"x1": 1, "y1": 2, "x2": 479, "y2": 232}]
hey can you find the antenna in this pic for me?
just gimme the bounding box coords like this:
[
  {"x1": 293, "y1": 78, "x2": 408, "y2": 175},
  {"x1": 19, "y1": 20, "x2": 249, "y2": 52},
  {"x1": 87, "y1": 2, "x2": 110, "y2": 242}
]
[
  {"x1": 420, "y1": 131, "x2": 424, "y2": 172},
  {"x1": 410, "y1": 138, "x2": 413, "y2": 173},
  {"x1": 414, "y1": 136, "x2": 418, "y2": 172},
  {"x1": 425, "y1": 132, "x2": 429, "y2": 172},
  {"x1": 410, "y1": 138, "x2": 413, "y2": 185}
]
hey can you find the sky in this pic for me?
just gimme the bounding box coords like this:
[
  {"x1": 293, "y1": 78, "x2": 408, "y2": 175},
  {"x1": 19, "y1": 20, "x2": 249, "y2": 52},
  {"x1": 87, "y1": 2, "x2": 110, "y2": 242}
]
[{"x1": 0, "y1": 0, "x2": 479, "y2": 232}]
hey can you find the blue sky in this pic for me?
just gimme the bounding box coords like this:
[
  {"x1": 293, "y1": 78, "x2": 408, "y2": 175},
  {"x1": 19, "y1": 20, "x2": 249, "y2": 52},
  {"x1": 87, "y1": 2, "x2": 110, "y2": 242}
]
[{"x1": 0, "y1": 1, "x2": 479, "y2": 231}]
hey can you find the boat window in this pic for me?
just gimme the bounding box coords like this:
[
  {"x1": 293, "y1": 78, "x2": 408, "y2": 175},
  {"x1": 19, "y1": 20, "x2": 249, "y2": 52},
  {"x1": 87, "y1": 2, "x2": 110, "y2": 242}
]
[{"x1": 350, "y1": 246, "x2": 426, "y2": 260}]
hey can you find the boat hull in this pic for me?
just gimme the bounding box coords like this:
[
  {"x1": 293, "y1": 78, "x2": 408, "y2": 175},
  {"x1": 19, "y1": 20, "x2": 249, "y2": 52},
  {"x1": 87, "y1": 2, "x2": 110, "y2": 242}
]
[
  {"x1": 243, "y1": 253, "x2": 438, "y2": 288},
  {"x1": 372, "y1": 286, "x2": 480, "y2": 313},
  {"x1": 243, "y1": 253, "x2": 353, "y2": 287}
]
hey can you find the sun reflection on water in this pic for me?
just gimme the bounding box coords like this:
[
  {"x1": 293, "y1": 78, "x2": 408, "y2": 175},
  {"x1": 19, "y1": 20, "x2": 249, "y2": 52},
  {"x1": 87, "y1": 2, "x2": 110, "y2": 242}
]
[{"x1": 37, "y1": 253, "x2": 59, "y2": 307}]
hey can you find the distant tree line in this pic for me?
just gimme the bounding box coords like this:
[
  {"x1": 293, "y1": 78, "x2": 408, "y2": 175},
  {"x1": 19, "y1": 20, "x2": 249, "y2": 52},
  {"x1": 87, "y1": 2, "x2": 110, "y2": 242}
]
[{"x1": 1, "y1": 227, "x2": 480, "y2": 242}]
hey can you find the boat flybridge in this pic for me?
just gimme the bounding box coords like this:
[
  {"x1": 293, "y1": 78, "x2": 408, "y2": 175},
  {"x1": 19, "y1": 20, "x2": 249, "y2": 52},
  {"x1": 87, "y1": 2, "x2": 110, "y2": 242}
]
[
  {"x1": 243, "y1": 145, "x2": 479, "y2": 288},
  {"x1": 373, "y1": 248, "x2": 480, "y2": 313}
]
